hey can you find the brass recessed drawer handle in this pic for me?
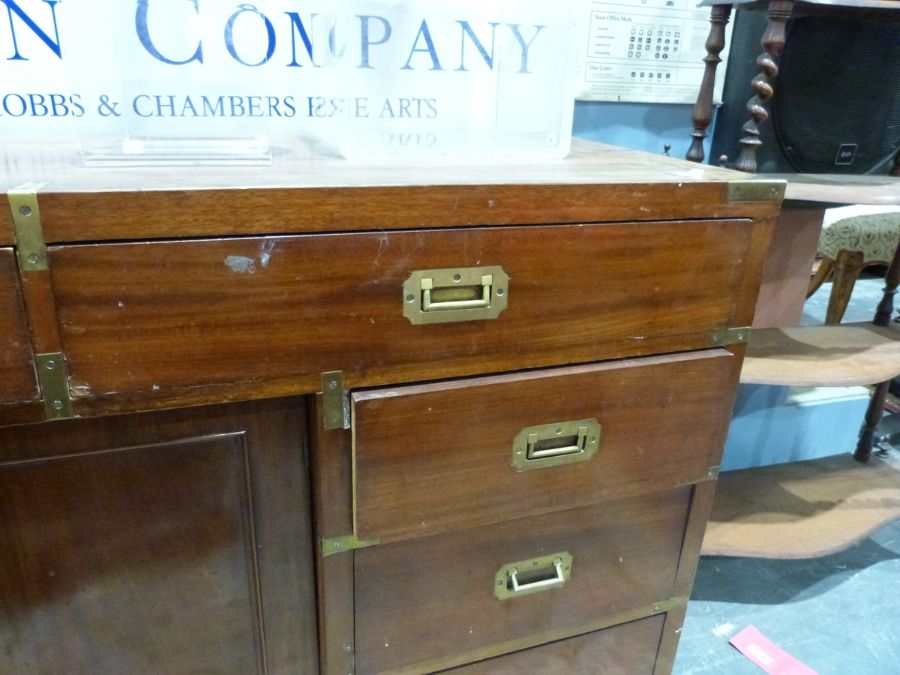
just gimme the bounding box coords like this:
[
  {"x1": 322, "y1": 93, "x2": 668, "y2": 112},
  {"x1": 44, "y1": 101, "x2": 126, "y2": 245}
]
[
  {"x1": 402, "y1": 266, "x2": 509, "y2": 324},
  {"x1": 495, "y1": 552, "x2": 572, "y2": 600},
  {"x1": 512, "y1": 419, "x2": 601, "y2": 471}
]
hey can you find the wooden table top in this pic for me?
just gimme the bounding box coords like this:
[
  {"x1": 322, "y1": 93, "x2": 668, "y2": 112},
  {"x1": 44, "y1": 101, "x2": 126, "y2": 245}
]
[{"x1": 0, "y1": 137, "x2": 745, "y2": 194}]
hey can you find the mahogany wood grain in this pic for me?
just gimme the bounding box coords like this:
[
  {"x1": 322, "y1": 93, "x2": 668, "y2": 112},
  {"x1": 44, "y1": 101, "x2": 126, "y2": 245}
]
[
  {"x1": 736, "y1": 215, "x2": 777, "y2": 326},
  {"x1": 19, "y1": 268, "x2": 65, "y2": 355},
  {"x1": 353, "y1": 350, "x2": 739, "y2": 542},
  {"x1": 752, "y1": 207, "x2": 824, "y2": 328},
  {"x1": 672, "y1": 481, "x2": 720, "y2": 598},
  {"x1": 0, "y1": 248, "x2": 38, "y2": 405},
  {"x1": 653, "y1": 606, "x2": 689, "y2": 675},
  {"x1": 741, "y1": 324, "x2": 900, "y2": 386},
  {"x1": 445, "y1": 616, "x2": 665, "y2": 675},
  {"x1": 310, "y1": 395, "x2": 356, "y2": 675},
  {"x1": 0, "y1": 398, "x2": 317, "y2": 674},
  {"x1": 7, "y1": 184, "x2": 781, "y2": 246},
  {"x1": 353, "y1": 488, "x2": 691, "y2": 673},
  {"x1": 0, "y1": 401, "x2": 45, "y2": 428},
  {"x1": 0, "y1": 139, "x2": 779, "y2": 247},
  {"x1": 49, "y1": 221, "x2": 754, "y2": 412}
]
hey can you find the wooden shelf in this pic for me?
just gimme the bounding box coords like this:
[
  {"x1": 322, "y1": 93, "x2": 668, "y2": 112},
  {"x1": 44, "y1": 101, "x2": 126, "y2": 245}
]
[
  {"x1": 757, "y1": 173, "x2": 900, "y2": 206},
  {"x1": 703, "y1": 454, "x2": 900, "y2": 559},
  {"x1": 740, "y1": 323, "x2": 900, "y2": 386}
]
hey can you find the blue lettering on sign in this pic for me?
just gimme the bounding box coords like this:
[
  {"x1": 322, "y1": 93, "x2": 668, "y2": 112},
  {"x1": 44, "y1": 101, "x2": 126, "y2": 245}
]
[
  {"x1": 285, "y1": 12, "x2": 317, "y2": 67},
  {"x1": 135, "y1": 0, "x2": 203, "y2": 65},
  {"x1": 359, "y1": 14, "x2": 390, "y2": 69},
  {"x1": 456, "y1": 21, "x2": 497, "y2": 72},
  {"x1": 402, "y1": 20, "x2": 442, "y2": 71},
  {"x1": 508, "y1": 24, "x2": 545, "y2": 74},
  {"x1": 2, "y1": 0, "x2": 61, "y2": 61},
  {"x1": 4, "y1": 3, "x2": 548, "y2": 74},
  {"x1": 225, "y1": 4, "x2": 276, "y2": 67}
]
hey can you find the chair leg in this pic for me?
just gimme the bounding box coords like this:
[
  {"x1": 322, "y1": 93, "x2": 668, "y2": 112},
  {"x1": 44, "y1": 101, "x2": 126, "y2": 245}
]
[
  {"x1": 825, "y1": 250, "x2": 864, "y2": 325},
  {"x1": 854, "y1": 240, "x2": 900, "y2": 463},
  {"x1": 807, "y1": 258, "x2": 833, "y2": 298}
]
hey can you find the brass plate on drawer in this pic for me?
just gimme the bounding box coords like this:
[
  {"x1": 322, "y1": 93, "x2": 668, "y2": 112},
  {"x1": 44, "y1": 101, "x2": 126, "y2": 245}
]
[
  {"x1": 402, "y1": 266, "x2": 509, "y2": 325},
  {"x1": 494, "y1": 552, "x2": 573, "y2": 600},
  {"x1": 512, "y1": 419, "x2": 600, "y2": 472}
]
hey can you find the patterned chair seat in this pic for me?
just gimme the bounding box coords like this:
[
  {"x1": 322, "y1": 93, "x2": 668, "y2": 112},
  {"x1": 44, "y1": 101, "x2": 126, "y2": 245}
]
[{"x1": 808, "y1": 205, "x2": 900, "y2": 324}]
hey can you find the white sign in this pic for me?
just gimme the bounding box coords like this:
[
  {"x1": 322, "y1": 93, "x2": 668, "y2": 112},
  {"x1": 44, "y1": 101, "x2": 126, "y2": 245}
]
[
  {"x1": 577, "y1": 0, "x2": 732, "y2": 104},
  {"x1": 0, "y1": 1, "x2": 577, "y2": 159}
]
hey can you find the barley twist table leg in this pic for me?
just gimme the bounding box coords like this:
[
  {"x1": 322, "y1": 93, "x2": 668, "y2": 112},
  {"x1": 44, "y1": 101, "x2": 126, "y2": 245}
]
[{"x1": 734, "y1": 0, "x2": 794, "y2": 173}]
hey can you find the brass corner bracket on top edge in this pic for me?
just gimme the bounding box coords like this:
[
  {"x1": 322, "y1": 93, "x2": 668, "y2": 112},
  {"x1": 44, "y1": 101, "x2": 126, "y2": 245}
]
[
  {"x1": 321, "y1": 533, "x2": 379, "y2": 557},
  {"x1": 8, "y1": 183, "x2": 49, "y2": 273},
  {"x1": 709, "y1": 327, "x2": 750, "y2": 347},
  {"x1": 726, "y1": 179, "x2": 786, "y2": 203}
]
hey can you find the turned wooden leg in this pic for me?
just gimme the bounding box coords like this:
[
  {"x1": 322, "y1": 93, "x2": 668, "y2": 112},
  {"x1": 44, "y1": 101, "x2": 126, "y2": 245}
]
[
  {"x1": 855, "y1": 241, "x2": 900, "y2": 462},
  {"x1": 873, "y1": 238, "x2": 900, "y2": 327},
  {"x1": 687, "y1": 5, "x2": 733, "y2": 163},
  {"x1": 825, "y1": 250, "x2": 864, "y2": 325},
  {"x1": 734, "y1": 0, "x2": 794, "y2": 173},
  {"x1": 892, "y1": 147, "x2": 900, "y2": 177},
  {"x1": 807, "y1": 258, "x2": 833, "y2": 298}
]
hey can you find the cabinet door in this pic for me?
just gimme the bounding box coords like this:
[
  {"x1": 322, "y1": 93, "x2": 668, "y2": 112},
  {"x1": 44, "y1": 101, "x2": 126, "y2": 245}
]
[{"x1": 0, "y1": 398, "x2": 317, "y2": 675}]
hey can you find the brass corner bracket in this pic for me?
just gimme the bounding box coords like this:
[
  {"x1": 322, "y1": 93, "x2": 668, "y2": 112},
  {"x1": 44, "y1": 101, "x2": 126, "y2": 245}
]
[
  {"x1": 321, "y1": 533, "x2": 379, "y2": 557},
  {"x1": 8, "y1": 184, "x2": 50, "y2": 272},
  {"x1": 726, "y1": 180, "x2": 786, "y2": 203},
  {"x1": 34, "y1": 352, "x2": 74, "y2": 420},
  {"x1": 709, "y1": 327, "x2": 750, "y2": 347},
  {"x1": 321, "y1": 371, "x2": 350, "y2": 430}
]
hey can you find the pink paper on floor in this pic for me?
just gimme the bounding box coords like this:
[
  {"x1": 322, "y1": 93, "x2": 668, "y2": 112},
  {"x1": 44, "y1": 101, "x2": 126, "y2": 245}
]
[{"x1": 729, "y1": 625, "x2": 818, "y2": 675}]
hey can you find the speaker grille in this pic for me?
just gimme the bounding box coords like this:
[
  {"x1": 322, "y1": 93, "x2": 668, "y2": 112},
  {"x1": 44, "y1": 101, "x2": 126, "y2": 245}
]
[{"x1": 773, "y1": 17, "x2": 900, "y2": 174}]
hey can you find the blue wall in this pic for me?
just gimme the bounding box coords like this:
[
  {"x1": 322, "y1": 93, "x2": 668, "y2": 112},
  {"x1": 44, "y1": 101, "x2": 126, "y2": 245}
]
[{"x1": 573, "y1": 100, "x2": 714, "y2": 162}]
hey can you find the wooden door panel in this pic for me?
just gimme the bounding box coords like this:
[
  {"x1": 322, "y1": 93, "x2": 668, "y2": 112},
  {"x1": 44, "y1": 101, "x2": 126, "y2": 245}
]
[
  {"x1": 0, "y1": 398, "x2": 317, "y2": 675},
  {"x1": 48, "y1": 220, "x2": 753, "y2": 411},
  {"x1": 0, "y1": 248, "x2": 38, "y2": 405},
  {"x1": 353, "y1": 349, "x2": 739, "y2": 542}
]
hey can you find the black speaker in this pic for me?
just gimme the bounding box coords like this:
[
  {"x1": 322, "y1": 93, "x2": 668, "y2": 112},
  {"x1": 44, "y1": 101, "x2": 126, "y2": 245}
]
[{"x1": 710, "y1": 11, "x2": 900, "y2": 174}]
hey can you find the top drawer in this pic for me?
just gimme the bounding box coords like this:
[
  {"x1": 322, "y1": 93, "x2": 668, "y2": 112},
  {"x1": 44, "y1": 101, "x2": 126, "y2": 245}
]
[
  {"x1": 0, "y1": 248, "x2": 38, "y2": 407},
  {"x1": 49, "y1": 220, "x2": 753, "y2": 406}
]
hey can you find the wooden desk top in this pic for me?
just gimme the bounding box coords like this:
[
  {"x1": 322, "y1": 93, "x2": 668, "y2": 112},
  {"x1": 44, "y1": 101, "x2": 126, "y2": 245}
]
[
  {"x1": 776, "y1": 174, "x2": 900, "y2": 206},
  {"x1": 0, "y1": 138, "x2": 744, "y2": 193},
  {"x1": 0, "y1": 138, "x2": 783, "y2": 245}
]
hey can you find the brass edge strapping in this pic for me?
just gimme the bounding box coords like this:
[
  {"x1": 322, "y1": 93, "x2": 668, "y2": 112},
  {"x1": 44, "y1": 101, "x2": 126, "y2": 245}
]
[
  {"x1": 322, "y1": 370, "x2": 350, "y2": 430},
  {"x1": 34, "y1": 352, "x2": 74, "y2": 420},
  {"x1": 321, "y1": 533, "x2": 379, "y2": 557},
  {"x1": 8, "y1": 182, "x2": 49, "y2": 272},
  {"x1": 726, "y1": 180, "x2": 786, "y2": 203},
  {"x1": 709, "y1": 326, "x2": 750, "y2": 347}
]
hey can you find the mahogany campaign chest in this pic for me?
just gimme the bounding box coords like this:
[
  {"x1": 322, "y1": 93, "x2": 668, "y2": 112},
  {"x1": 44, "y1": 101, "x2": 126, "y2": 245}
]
[{"x1": 0, "y1": 140, "x2": 783, "y2": 674}]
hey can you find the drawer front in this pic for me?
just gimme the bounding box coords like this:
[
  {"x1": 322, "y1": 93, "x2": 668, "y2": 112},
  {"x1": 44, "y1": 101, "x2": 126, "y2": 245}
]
[
  {"x1": 353, "y1": 349, "x2": 738, "y2": 542},
  {"x1": 354, "y1": 487, "x2": 690, "y2": 673},
  {"x1": 0, "y1": 248, "x2": 38, "y2": 406},
  {"x1": 447, "y1": 615, "x2": 665, "y2": 674},
  {"x1": 48, "y1": 220, "x2": 752, "y2": 406}
]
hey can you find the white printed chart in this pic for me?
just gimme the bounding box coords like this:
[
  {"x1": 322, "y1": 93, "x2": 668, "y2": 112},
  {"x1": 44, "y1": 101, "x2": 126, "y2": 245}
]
[{"x1": 577, "y1": 0, "x2": 733, "y2": 104}]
